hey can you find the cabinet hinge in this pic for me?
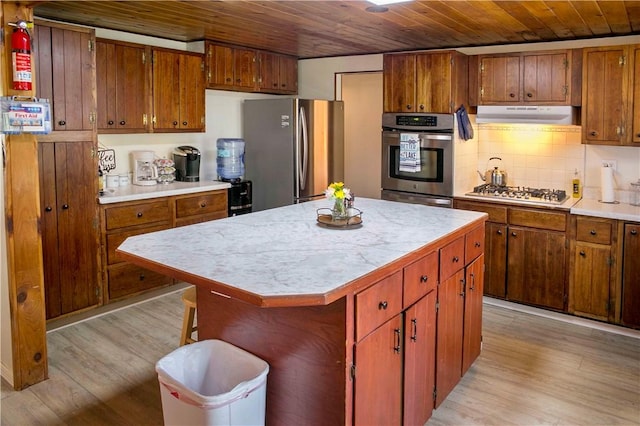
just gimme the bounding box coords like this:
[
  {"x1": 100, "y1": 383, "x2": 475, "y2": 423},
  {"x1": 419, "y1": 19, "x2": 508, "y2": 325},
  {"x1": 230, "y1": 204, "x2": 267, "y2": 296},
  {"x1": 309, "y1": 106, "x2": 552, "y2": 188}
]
[
  {"x1": 480, "y1": 87, "x2": 484, "y2": 98},
  {"x1": 89, "y1": 112, "x2": 96, "y2": 124},
  {"x1": 95, "y1": 287, "x2": 100, "y2": 298},
  {"x1": 562, "y1": 85, "x2": 568, "y2": 96},
  {"x1": 201, "y1": 61, "x2": 205, "y2": 72},
  {"x1": 433, "y1": 388, "x2": 437, "y2": 402},
  {"x1": 143, "y1": 114, "x2": 148, "y2": 126},
  {"x1": 142, "y1": 51, "x2": 146, "y2": 64},
  {"x1": 435, "y1": 301, "x2": 439, "y2": 312},
  {"x1": 619, "y1": 55, "x2": 626, "y2": 66},
  {"x1": 480, "y1": 64, "x2": 484, "y2": 73},
  {"x1": 152, "y1": 116, "x2": 157, "y2": 125},
  {"x1": 350, "y1": 364, "x2": 356, "y2": 380},
  {"x1": 88, "y1": 39, "x2": 94, "y2": 52},
  {"x1": 607, "y1": 257, "x2": 614, "y2": 266},
  {"x1": 563, "y1": 58, "x2": 569, "y2": 69}
]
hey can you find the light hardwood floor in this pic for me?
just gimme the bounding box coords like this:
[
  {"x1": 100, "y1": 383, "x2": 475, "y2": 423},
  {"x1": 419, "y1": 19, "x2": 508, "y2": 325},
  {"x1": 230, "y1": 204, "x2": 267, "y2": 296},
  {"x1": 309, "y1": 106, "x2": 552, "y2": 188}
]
[{"x1": 2, "y1": 292, "x2": 639, "y2": 425}]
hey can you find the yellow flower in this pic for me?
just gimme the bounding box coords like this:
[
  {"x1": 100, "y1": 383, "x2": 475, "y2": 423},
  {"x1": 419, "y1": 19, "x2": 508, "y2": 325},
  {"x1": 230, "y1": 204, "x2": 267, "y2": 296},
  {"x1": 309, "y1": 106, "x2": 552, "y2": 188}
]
[{"x1": 325, "y1": 182, "x2": 351, "y2": 200}]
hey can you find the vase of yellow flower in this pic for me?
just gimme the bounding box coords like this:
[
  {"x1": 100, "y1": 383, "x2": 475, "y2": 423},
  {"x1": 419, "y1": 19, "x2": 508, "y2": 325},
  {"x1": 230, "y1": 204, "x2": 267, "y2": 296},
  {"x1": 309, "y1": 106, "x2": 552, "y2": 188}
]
[{"x1": 325, "y1": 182, "x2": 351, "y2": 220}]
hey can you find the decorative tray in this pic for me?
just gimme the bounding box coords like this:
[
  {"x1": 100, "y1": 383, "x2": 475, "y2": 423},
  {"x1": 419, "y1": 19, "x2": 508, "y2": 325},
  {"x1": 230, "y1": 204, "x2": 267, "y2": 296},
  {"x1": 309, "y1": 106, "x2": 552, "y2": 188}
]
[{"x1": 316, "y1": 208, "x2": 363, "y2": 229}]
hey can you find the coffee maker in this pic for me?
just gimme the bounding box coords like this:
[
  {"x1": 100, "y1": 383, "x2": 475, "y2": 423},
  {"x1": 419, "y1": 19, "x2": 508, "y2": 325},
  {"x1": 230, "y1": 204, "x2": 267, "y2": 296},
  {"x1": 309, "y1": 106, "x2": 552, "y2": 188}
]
[
  {"x1": 131, "y1": 151, "x2": 158, "y2": 186},
  {"x1": 173, "y1": 146, "x2": 201, "y2": 182}
]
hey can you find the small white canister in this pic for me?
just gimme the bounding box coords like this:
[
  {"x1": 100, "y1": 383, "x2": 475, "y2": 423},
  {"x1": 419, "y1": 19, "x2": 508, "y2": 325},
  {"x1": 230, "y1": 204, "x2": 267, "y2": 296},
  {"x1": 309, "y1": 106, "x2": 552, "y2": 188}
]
[
  {"x1": 106, "y1": 173, "x2": 120, "y2": 188},
  {"x1": 119, "y1": 173, "x2": 130, "y2": 187}
]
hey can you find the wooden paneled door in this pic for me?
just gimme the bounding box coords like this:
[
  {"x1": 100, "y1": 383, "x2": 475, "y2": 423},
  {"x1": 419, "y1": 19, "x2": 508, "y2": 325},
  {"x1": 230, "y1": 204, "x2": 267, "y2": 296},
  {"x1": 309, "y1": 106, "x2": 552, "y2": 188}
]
[{"x1": 39, "y1": 141, "x2": 100, "y2": 319}]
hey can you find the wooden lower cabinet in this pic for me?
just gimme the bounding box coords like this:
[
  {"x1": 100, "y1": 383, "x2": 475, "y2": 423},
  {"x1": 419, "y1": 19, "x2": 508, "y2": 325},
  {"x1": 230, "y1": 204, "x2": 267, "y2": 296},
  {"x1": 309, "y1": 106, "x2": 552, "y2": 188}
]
[
  {"x1": 462, "y1": 255, "x2": 484, "y2": 375},
  {"x1": 39, "y1": 140, "x2": 100, "y2": 319},
  {"x1": 101, "y1": 189, "x2": 227, "y2": 302},
  {"x1": 621, "y1": 222, "x2": 640, "y2": 328},
  {"x1": 569, "y1": 216, "x2": 617, "y2": 321},
  {"x1": 454, "y1": 199, "x2": 568, "y2": 311}
]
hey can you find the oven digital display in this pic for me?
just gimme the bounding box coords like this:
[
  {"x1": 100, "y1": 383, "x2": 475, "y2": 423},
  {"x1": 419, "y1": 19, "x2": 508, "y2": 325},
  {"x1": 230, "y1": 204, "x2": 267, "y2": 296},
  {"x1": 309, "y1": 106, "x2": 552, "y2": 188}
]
[{"x1": 396, "y1": 115, "x2": 437, "y2": 127}]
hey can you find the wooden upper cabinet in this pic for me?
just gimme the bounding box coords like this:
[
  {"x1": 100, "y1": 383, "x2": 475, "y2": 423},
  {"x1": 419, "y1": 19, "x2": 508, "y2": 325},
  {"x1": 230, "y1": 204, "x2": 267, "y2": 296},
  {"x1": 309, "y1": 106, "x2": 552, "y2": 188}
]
[
  {"x1": 478, "y1": 55, "x2": 521, "y2": 103},
  {"x1": 582, "y1": 45, "x2": 636, "y2": 145},
  {"x1": 477, "y1": 50, "x2": 580, "y2": 106},
  {"x1": 631, "y1": 45, "x2": 640, "y2": 145},
  {"x1": 384, "y1": 51, "x2": 468, "y2": 113},
  {"x1": 96, "y1": 39, "x2": 150, "y2": 133},
  {"x1": 152, "y1": 49, "x2": 205, "y2": 132},
  {"x1": 206, "y1": 41, "x2": 256, "y2": 90},
  {"x1": 34, "y1": 22, "x2": 96, "y2": 132},
  {"x1": 257, "y1": 51, "x2": 298, "y2": 94},
  {"x1": 383, "y1": 53, "x2": 416, "y2": 112}
]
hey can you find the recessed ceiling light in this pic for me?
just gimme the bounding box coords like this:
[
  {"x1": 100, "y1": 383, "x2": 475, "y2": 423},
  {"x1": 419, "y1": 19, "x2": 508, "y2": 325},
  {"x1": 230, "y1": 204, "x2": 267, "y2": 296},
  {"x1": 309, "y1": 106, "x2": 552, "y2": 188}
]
[{"x1": 368, "y1": 0, "x2": 411, "y2": 5}]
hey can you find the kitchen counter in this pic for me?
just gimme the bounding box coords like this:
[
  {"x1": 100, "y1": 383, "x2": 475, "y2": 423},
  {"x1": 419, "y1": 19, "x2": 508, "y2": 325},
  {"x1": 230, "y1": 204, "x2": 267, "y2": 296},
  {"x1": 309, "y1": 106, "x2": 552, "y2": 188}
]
[
  {"x1": 117, "y1": 197, "x2": 487, "y2": 425},
  {"x1": 571, "y1": 198, "x2": 640, "y2": 222},
  {"x1": 117, "y1": 198, "x2": 487, "y2": 307},
  {"x1": 98, "y1": 180, "x2": 231, "y2": 204},
  {"x1": 455, "y1": 192, "x2": 581, "y2": 210}
]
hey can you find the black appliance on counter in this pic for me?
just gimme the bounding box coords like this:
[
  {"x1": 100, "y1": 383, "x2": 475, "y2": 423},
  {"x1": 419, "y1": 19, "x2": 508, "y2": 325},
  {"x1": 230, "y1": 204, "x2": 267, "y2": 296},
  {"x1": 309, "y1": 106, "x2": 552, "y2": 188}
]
[
  {"x1": 228, "y1": 180, "x2": 252, "y2": 216},
  {"x1": 173, "y1": 146, "x2": 201, "y2": 182}
]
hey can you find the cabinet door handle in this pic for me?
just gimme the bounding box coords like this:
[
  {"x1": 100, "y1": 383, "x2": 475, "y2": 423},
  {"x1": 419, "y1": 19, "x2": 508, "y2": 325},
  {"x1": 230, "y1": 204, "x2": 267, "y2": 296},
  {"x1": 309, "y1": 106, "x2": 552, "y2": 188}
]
[
  {"x1": 419, "y1": 104, "x2": 425, "y2": 111},
  {"x1": 452, "y1": 256, "x2": 459, "y2": 263},
  {"x1": 62, "y1": 204, "x2": 69, "y2": 210},
  {"x1": 45, "y1": 206, "x2": 52, "y2": 212},
  {"x1": 393, "y1": 328, "x2": 401, "y2": 353},
  {"x1": 406, "y1": 104, "x2": 412, "y2": 110},
  {"x1": 590, "y1": 130, "x2": 598, "y2": 137},
  {"x1": 182, "y1": 121, "x2": 188, "y2": 126},
  {"x1": 173, "y1": 121, "x2": 178, "y2": 126},
  {"x1": 469, "y1": 272, "x2": 475, "y2": 291},
  {"x1": 137, "y1": 212, "x2": 143, "y2": 218},
  {"x1": 474, "y1": 241, "x2": 481, "y2": 247},
  {"x1": 119, "y1": 120, "x2": 126, "y2": 125},
  {"x1": 108, "y1": 120, "x2": 114, "y2": 125},
  {"x1": 579, "y1": 251, "x2": 586, "y2": 257},
  {"x1": 378, "y1": 301, "x2": 388, "y2": 310},
  {"x1": 497, "y1": 229, "x2": 503, "y2": 235},
  {"x1": 139, "y1": 273, "x2": 145, "y2": 281},
  {"x1": 511, "y1": 232, "x2": 517, "y2": 237},
  {"x1": 420, "y1": 275, "x2": 428, "y2": 283},
  {"x1": 410, "y1": 318, "x2": 417, "y2": 342},
  {"x1": 526, "y1": 92, "x2": 533, "y2": 98},
  {"x1": 631, "y1": 229, "x2": 638, "y2": 236},
  {"x1": 58, "y1": 120, "x2": 66, "y2": 126},
  {"x1": 509, "y1": 93, "x2": 515, "y2": 98},
  {"x1": 590, "y1": 230, "x2": 597, "y2": 235}
]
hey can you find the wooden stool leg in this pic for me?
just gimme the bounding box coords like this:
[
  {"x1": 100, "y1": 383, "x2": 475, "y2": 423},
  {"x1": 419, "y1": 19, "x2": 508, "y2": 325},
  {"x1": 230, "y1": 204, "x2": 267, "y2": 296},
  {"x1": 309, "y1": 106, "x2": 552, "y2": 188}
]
[{"x1": 180, "y1": 304, "x2": 196, "y2": 346}]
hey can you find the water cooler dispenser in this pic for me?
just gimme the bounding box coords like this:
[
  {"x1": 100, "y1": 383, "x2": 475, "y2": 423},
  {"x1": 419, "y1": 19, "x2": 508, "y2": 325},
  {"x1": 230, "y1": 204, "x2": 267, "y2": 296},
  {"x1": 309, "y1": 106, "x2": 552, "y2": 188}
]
[{"x1": 217, "y1": 138, "x2": 252, "y2": 215}]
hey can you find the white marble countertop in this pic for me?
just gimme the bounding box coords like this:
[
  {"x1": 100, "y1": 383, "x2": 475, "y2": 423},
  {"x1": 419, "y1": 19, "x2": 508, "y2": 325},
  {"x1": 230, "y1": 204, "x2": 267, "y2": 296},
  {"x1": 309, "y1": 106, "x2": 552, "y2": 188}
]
[
  {"x1": 98, "y1": 180, "x2": 231, "y2": 204},
  {"x1": 571, "y1": 198, "x2": 640, "y2": 222},
  {"x1": 117, "y1": 198, "x2": 486, "y2": 306}
]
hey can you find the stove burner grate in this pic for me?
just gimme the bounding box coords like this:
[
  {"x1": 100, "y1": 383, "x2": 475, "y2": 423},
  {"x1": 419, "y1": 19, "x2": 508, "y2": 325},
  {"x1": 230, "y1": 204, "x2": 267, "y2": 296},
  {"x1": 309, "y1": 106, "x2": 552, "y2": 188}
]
[{"x1": 469, "y1": 184, "x2": 568, "y2": 204}]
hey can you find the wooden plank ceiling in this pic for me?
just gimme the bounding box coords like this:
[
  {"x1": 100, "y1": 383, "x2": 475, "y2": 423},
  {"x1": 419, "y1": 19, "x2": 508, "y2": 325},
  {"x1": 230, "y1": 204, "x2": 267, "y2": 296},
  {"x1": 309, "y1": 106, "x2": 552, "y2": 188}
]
[{"x1": 33, "y1": 0, "x2": 640, "y2": 58}]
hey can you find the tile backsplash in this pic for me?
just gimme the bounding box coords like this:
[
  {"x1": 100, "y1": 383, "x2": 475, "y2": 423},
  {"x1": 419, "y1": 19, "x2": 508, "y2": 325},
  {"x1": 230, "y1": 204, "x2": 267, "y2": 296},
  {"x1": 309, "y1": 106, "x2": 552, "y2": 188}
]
[{"x1": 477, "y1": 124, "x2": 584, "y2": 192}]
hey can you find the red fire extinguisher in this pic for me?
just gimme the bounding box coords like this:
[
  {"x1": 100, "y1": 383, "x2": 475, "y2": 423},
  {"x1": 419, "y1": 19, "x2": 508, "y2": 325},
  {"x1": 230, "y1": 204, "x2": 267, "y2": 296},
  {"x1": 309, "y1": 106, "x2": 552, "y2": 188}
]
[{"x1": 10, "y1": 20, "x2": 32, "y2": 91}]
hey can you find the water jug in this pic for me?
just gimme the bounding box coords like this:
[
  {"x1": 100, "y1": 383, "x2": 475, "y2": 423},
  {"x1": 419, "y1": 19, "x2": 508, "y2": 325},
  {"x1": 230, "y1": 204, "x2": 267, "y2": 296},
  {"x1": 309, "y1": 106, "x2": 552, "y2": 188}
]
[{"x1": 216, "y1": 138, "x2": 245, "y2": 181}]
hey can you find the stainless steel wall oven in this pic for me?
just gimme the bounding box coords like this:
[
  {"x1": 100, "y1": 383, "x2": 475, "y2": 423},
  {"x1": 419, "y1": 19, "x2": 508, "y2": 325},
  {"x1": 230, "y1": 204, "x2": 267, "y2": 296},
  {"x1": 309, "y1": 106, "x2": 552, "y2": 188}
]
[{"x1": 381, "y1": 112, "x2": 454, "y2": 208}]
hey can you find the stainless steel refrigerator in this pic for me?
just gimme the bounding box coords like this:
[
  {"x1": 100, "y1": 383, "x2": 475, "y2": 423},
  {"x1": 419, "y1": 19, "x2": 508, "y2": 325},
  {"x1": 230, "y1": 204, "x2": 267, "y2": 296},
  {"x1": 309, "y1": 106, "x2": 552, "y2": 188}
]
[{"x1": 242, "y1": 98, "x2": 344, "y2": 212}]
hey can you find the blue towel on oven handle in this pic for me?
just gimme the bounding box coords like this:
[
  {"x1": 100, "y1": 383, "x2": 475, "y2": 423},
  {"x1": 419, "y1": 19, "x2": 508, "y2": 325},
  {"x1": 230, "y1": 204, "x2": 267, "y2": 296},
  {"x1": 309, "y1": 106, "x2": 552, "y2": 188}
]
[{"x1": 456, "y1": 104, "x2": 473, "y2": 141}]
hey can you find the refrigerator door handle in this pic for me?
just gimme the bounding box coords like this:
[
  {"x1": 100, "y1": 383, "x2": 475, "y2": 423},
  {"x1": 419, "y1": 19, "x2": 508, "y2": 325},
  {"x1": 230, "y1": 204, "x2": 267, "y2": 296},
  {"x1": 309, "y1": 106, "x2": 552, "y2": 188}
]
[{"x1": 299, "y1": 106, "x2": 308, "y2": 191}]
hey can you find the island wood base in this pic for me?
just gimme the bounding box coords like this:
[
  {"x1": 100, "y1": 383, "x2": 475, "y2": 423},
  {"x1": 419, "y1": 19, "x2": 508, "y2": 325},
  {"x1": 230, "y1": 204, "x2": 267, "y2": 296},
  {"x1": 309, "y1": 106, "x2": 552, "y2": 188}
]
[{"x1": 197, "y1": 285, "x2": 353, "y2": 425}]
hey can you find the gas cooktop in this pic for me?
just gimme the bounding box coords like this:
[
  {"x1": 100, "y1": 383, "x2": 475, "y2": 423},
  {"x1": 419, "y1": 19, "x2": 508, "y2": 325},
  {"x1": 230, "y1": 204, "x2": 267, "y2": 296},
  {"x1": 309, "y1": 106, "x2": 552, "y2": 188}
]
[{"x1": 466, "y1": 184, "x2": 568, "y2": 205}]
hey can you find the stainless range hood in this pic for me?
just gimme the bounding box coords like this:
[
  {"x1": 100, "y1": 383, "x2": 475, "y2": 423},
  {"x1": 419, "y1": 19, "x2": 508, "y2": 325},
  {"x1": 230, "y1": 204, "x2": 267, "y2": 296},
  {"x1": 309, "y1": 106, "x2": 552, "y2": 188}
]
[{"x1": 476, "y1": 105, "x2": 579, "y2": 125}]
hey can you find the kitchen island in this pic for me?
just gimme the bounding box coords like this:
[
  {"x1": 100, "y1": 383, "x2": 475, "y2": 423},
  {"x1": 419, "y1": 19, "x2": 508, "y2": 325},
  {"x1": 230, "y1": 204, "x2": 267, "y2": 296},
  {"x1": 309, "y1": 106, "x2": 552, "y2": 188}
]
[{"x1": 118, "y1": 198, "x2": 487, "y2": 425}]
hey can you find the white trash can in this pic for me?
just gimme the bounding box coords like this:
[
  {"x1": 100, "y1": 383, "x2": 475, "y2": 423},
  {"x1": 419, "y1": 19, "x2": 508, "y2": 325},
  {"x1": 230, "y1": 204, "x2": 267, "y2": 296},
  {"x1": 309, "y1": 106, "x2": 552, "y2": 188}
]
[{"x1": 156, "y1": 339, "x2": 269, "y2": 426}]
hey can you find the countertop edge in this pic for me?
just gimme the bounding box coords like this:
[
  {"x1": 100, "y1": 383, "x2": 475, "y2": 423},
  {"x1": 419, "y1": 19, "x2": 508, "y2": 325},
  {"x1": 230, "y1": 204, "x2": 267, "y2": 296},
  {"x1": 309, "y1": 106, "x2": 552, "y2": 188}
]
[
  {"x1": 570, "y1": 198, "x2": 640, "y2": 222},
  {"x1": 98, "y1": 181, "x2": 232, "y2": 204}
]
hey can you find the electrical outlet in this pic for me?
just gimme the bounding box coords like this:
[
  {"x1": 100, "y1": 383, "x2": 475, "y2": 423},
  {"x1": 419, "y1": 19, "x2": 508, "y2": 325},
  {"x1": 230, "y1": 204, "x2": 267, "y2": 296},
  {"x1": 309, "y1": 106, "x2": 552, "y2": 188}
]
[{"x1": 602, "y1": 160, "x2": 617, "y2": 170}]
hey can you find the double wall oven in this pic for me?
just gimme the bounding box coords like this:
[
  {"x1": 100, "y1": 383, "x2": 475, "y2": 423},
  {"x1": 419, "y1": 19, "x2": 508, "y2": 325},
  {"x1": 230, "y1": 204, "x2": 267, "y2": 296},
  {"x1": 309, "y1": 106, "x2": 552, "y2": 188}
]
[{"x1": 381, "y1": 112, "x2": 454, "y2": 208}]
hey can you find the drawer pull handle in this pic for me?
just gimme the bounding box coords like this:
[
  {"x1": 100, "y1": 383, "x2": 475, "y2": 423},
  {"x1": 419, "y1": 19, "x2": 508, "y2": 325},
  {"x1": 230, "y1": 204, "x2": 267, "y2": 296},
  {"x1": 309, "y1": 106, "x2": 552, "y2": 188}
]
[
  {"x1": 394, "y1": 328, "x2": 401, "y2": 353},
  {"x1": 45, "y1": 206, "x2": 52, "y2": 212},
  {"x1": 590, "y1": 230, "x2": 597, "y2": 235},
  {"x1": 139, "y1": 274, "x2": 145, "y2": 281},
  {"x1": 410, "y1": 318, "x2": 418, "y2": 342},
  {"x1": 526, "y1": 92, "x2": 533, "y2": 98},
  {"x1": 452, "y1": 256, "x2": 459, "y2": 263},
  {"x1": 62, "y1": 204, "x2": 69, "y2": 210},
  {"x1": 137, "y1": 212, "x2": 143, "y2": 218},
  {"x1": 173, "y1": 121, "x2": 178, "y2": 126},
  {"x1": 509, "y1": 93, "x2": 515, "y2": 98},
  {"x1": 120, "y1": 120, "x2": 126, "y2": 125},
  {"x1": 378, "y1": 301, "x2": 388, "y2": 310},
  {"x1": 474, "y1": 241, "x2": 481, "y2": 247},
  {"x1": 580, "y1": 251, "x2": 586, "y2": 257},
  {"x1": 631, "y1": 229, "x2": 638, "y2": 236},
  {"x1": 58, "y1": 120, "x2": 66, "y2": 126},
  {"x1": 200, "y1": 202, "x2": 207, "y2": 208},
  {"x1": 182, "y1": 121, "x2": 188, "y2": 126},
  {"x1": 590, "y1": 130, "x2": 598, "y2": 137},
  {"x1": 108, "y1": 120, "x2": 114, "y2": 125},
  {"x1": 420, "y1": 275, "x2": 428, "y2": 283}
]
